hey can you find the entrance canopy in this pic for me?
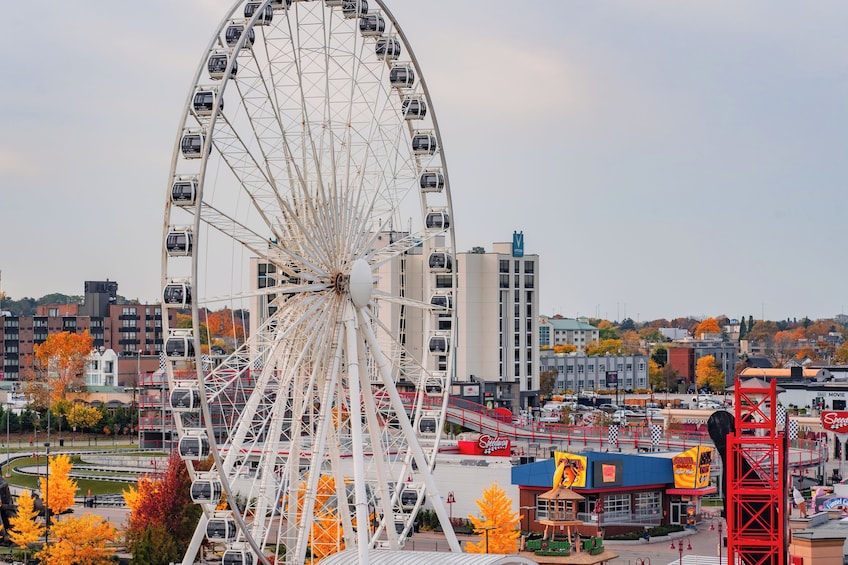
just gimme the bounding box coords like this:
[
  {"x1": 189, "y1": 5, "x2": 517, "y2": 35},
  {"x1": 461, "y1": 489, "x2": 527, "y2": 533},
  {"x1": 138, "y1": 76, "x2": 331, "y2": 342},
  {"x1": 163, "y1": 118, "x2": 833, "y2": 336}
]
[{"x1": 320, "y1": 550, "x2": 537, "y2": 565}]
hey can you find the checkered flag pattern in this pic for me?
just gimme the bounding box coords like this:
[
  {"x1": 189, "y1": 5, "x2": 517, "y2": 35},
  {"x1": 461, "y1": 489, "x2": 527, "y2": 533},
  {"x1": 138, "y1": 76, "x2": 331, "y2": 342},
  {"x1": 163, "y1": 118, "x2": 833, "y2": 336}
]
[
  {"x1": 776, "y1": 404, "x2": 787, "y2": 429},
  {"x1": 608, "y1": 425, "x2": 619, "y2": 447},
  {"x1": 158, "y1": 351, "x2": 167, "y2": 372},
  {"x1": 651, "y1": 424, "x2": 663, "y2": 446},
  {"x1": 788, "y1": 418, "x2": 799, "y2": 440}
]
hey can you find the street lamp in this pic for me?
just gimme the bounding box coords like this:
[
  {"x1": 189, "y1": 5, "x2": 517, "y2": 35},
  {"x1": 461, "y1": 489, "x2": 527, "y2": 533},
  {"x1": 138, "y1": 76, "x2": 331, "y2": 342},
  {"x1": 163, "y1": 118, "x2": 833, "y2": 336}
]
[
  {"x1": 481, "y1": 526, "x2": 495, "y2": 554},
  {"x1": 711, "y1": 520, "x2": 724, "y2": 563},
  {"x1": 4, "y1": 403, "x2": 10, "y2": 478},
  {"x1": 669, "y1": 538, "x2": 691, "y2": 565}
]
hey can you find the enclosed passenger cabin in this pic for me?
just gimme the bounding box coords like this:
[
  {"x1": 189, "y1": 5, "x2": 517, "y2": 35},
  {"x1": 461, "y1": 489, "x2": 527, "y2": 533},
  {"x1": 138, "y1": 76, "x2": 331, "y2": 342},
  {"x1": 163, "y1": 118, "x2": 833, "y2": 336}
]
[
  {"x1": 223, "y1": 550, "x2": 254, "y2": 565},
  {"x1": 208, "y1": 53, "x2": 237, "y2": 80},
  {"x1": 342, "y1": 0, "x2": 368, "y2": 18},
  {"x1": 269, "y1": 0, "x2": 292, "y2": 8},
  {"x1": 165, "y1": 229, "x2": 193, "y2": 257},
  {"x1": 178, "y1": 432, "x2": 211, "y2": 460},
  {"x1": 425, "y1": 210, "x2": 450, "y2": 230},
  {"x1": 411, "y1": 132, "x2": 437, "y2": 155},
  {"x1": 389, "y1": 64, "x2": 414, "y2": 88},
  {"x1": 428, "y1": 252, "x2": 452, "y2": 272},
  {"x1": 225, "y1": 24, "x2": 254, "y2": 47},
  {"x1": 206, "y1": 515, "x2": 238, "y2": 541},
  {"x1": 165, "y1": 330, "x2": 195, "y2": 359},
  {"x1": 359, "y1": 13, "x2": 384, "y2": 36},
  {"x1": 191, "y1": 477, "x2": 223, "y2": 504},
  {"x1": 180, "y1": 132, "x2": 207, "y2": 159},
  {"x1": 430, "y1": 293, "x2": 452, "y2": 311},
  {"x1": 163, "y1": 281, "x2": 192, "y2": 307},
  {"x1": 375, "y1": 37, "x2": 401, "y2": 60},
  {"x1": 417, "y1": 413, "x2": 439, "y2": 434},
  {"x1": 424, "y1": 375, "x2": 445, "y2": 396},
  {"x1": 428, "y1": 334, "x2": 449, "y2": 353},
  {"x1": 170, "y1": 386, "x2": 202, "y2": 412},
  {"x1": 171, "y1": 177, "x2": 198, "y2": 206},
  {"x1": 401, "y1": 96, "x2": 427, "y2": 120},
  {"x1": 192, "y1": 90, "x2": 223, "y2": 116},
  {"x1": 244, "y1": 2, "x2": 273, "y2": 24},
  {"x1": 400, "y1": 488, "x2": 424, "y2": 511},
  {"x1": 419, "y1": 169, "x2": 445, "y2": 192}
]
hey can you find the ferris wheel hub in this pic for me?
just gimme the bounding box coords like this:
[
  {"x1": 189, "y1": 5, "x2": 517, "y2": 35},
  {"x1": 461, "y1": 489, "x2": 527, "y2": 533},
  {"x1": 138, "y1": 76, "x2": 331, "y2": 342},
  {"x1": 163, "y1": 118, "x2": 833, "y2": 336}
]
[{"x1": 348, "y1": 259, "x2": 373, "y2": 308}]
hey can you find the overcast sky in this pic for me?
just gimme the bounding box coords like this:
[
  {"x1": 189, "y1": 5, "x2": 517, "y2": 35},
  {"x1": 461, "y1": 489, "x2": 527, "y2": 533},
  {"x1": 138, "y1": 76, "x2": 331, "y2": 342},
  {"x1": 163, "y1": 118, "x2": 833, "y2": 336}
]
[{"x1": 1, "y1": 1, "x2": 846, "y2": 323}]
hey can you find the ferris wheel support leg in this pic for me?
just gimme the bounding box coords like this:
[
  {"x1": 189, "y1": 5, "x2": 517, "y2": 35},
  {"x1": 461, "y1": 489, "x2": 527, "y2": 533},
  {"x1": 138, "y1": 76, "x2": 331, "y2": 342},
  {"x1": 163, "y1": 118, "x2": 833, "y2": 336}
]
[
  {"x1": 345, "y1": 304, "x2": 374, "y2": 563},
  {"x1": 293, "y1": 334, "x2": 346, "y2": 565},
  {"x1": 182, "y1": 513, "x2": 209, "y2": 565},
  {"x1": 356, "y1": 308, "x2": 462, "y2": 553}
]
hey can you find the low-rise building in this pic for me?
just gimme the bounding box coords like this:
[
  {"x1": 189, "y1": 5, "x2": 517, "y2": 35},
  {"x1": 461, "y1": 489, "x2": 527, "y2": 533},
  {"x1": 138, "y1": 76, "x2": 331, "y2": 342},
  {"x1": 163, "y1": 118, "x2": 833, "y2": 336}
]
[{"x1": 539, "y1": 350, "x2": 649, "y2": 392}]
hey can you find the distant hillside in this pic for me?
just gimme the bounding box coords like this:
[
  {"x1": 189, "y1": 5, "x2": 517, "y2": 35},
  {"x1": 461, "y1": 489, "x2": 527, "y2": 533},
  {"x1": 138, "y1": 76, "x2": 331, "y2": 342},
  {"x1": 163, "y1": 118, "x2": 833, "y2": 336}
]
[{"x1": 0, "y1": 293, "x2": 134, "y2": 316}]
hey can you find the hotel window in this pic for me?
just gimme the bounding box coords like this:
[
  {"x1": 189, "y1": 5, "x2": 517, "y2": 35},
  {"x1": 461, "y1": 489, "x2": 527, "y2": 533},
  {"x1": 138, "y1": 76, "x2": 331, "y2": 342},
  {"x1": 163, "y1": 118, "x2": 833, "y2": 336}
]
[
  {"x1": 524, "y1": 261, "x2": 534, "y2": 274},
  {"x1": 514, "y1": 260, "x2": 520, "y2": 274},
  {"x1": 567, "y1": 365, "x2": 574, "y2": 373},
  {"x1": 524, "y1": 275, "x2": 534, "y2": 289},
  {"x1": 499, "y1": 274, "x2": 509, "y2": 289},
  {"x1": 499, "y1": 260, "x2": 509, "y2": 273}
]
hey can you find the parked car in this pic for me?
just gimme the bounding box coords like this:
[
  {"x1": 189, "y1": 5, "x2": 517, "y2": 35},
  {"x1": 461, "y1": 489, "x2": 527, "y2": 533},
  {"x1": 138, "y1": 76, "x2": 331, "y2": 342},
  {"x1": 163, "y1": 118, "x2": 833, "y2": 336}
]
[{"x1": 612, "y1": 409, "x2": 643, "y2": 423}]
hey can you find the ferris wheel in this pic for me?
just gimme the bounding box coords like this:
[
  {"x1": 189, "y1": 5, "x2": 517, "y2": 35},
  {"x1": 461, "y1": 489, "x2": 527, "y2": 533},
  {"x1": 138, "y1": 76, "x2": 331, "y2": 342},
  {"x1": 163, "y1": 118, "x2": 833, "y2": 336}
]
[{"x1": 160, "y1": 1, "x2": 459, "y2": 564}]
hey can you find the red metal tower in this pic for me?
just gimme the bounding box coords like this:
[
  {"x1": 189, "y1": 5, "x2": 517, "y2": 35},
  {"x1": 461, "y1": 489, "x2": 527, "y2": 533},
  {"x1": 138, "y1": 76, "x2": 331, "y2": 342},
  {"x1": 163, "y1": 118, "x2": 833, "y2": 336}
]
[{"x1": 726, "y1": 378, "x2": 786, "y2": 565}]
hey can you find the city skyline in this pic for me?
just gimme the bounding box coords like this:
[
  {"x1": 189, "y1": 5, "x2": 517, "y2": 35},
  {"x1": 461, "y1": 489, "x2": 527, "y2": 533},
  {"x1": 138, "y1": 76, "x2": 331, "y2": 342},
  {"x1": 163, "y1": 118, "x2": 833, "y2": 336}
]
[{"x1": 2, "y1": 1, "x2": 846, "y2": 322}]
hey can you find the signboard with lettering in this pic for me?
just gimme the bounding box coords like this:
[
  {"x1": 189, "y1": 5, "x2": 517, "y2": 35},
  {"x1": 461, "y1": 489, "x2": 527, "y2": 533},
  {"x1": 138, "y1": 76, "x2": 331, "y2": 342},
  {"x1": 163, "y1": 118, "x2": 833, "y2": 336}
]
[
  {"x1": 672, "y1": 446, "x2": 712, "y2": 489},
  {"x1": 821, "y1": 411, "x2": 848, "y2": 434},
  {"x1": 457, "y1": 434, "x2": 511, "y2": 457},
  {"x1": 592, "y1": 460, "x2": 624, "y2": 487},
  {"x1": 512, "y1": 231, "x2": 524, "y2": 258},
  {"x1": 462, "y1": 384, "x2": 480, "y2": 397}
]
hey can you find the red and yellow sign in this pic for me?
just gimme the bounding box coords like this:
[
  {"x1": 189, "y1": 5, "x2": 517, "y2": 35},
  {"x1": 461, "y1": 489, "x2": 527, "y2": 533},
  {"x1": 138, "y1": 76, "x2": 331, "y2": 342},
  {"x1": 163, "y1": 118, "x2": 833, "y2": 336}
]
[
  {"x1": 552, "y1": 452, "x2": 587, "y2": 488},
  {"x1": 821, "y1": 411, "x2": 848, "y2": 434},
  {"x1": 672, "y1": 446, "x2": 712, "y2": 489}
]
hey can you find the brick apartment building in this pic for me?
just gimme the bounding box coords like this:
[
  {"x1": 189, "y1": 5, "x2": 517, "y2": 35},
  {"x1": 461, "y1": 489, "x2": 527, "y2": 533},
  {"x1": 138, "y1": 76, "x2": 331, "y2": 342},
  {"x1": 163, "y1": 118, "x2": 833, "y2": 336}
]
[{"x1": 0, "y1": 280, "x2": 168, "y2": 386}]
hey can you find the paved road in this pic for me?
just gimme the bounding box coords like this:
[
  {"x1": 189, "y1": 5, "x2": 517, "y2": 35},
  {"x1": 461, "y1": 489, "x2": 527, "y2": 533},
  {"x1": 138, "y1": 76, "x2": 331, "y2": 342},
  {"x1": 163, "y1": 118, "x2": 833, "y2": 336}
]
[{"x1": 404, "y1": 520, "x2": 728, "y2": 565}]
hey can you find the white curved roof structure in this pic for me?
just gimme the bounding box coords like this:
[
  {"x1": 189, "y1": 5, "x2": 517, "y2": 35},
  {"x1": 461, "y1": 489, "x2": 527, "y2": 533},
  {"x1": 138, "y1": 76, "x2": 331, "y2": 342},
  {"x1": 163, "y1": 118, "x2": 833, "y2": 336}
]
[{"x1": 320, "y1": 550, "x2": 537, "y2": 565}]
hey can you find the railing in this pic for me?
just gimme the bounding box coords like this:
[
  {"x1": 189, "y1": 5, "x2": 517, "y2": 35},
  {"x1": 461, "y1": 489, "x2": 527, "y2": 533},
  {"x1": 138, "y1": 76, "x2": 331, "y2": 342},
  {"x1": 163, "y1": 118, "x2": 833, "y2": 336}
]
[{"x1": 419, "y1": 395, "x2": 829, "y2": 467}]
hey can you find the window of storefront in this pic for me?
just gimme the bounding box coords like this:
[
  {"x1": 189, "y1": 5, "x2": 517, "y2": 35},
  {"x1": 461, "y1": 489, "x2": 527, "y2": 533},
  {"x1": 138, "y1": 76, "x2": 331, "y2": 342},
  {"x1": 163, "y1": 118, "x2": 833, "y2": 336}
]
[
  {"x1": 603, "y1": 493, "x2": 631, "y2": 520},
  {"x1": 634, "y1": 491, "x2": 661, "y2": 518},
  {"x1": 535, "y1": 495, "x2": 548, "y2": 520}
]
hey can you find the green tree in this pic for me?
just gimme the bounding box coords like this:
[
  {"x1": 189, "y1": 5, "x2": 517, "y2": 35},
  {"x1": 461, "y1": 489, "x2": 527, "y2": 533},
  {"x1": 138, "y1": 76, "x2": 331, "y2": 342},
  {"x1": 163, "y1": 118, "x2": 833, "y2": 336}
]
[
  {"x1": 648, "y1": 360, "x2": 664, "y2": 392},
  {"x1": 651, "y1": 346, "x2": 668, "y2": 367},
  {"x1": 539, "y1": 369, "x2": 557, "y2": 399},
  {"x1": 738, "y1": 315, "x2": 747, "y2": 339}
]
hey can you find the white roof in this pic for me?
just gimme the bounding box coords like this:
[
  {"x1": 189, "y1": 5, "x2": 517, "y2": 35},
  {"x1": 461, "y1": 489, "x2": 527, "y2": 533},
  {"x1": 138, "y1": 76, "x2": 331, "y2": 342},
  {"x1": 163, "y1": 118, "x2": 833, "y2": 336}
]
[{"x1": 320, "y1": 550, "x2": 537, "y2": 565}]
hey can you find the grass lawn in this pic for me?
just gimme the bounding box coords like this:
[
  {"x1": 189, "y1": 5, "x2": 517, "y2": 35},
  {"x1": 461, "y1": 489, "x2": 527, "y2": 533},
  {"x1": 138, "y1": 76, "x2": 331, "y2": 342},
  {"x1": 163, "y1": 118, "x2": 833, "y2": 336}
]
[{"x1": 6, "y1": 454, "x2": 141, "y2": 496}]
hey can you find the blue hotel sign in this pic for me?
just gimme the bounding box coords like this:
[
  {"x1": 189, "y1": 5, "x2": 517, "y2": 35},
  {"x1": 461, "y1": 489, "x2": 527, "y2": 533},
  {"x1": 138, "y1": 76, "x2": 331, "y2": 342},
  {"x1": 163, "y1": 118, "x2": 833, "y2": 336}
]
[{"x1": 512, "y1": 231, "x2": 524, "y2": 257}]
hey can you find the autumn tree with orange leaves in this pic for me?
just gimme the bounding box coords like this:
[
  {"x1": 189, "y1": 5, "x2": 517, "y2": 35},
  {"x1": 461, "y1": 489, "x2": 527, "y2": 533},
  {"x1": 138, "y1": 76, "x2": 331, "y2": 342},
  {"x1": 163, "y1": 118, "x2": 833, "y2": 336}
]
[
  {"x1": 695, "y1": 355, "x2": 725, "y2": 392},
  {"x1": 8, "y1": 490, "x2": 44, "y2": 562},
  {"x1": 466, "y1": 483, "x2": 521, "y2": 554},
  {"x1": 36, "y1": 514, "x2": 118, "y2": 565},
  {"x1": 23, "y1": 330, "x2": 93, "y2": 410},
  {"x1": 695, "y1": 318, "x2": 721, "y2": 338},
  {"x1": 40, "y1": 454, "x2": 78, "y2": 517},
  {"x1": 123, "y1": 451, "x2": 202, "y2": 565}
]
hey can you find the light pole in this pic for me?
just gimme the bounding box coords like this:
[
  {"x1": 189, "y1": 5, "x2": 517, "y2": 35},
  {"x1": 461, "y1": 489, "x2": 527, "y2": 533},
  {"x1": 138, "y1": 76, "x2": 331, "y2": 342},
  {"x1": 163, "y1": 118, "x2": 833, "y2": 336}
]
[
  {"x1": 711, "y1": 520, "x2": 724, "y2": 563},
  {"x1": 4, "y1": 403, "x2": 10, "y2": 478},
  {"x1": 134, "y1": 349, "x2": 141, "y2": 445},
  {"x1": 669, "y1": 538, "x2": 691, "y2": 565},
  {"x1": 482, "y1": 526, "x2": 495, "y2": 554}
]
